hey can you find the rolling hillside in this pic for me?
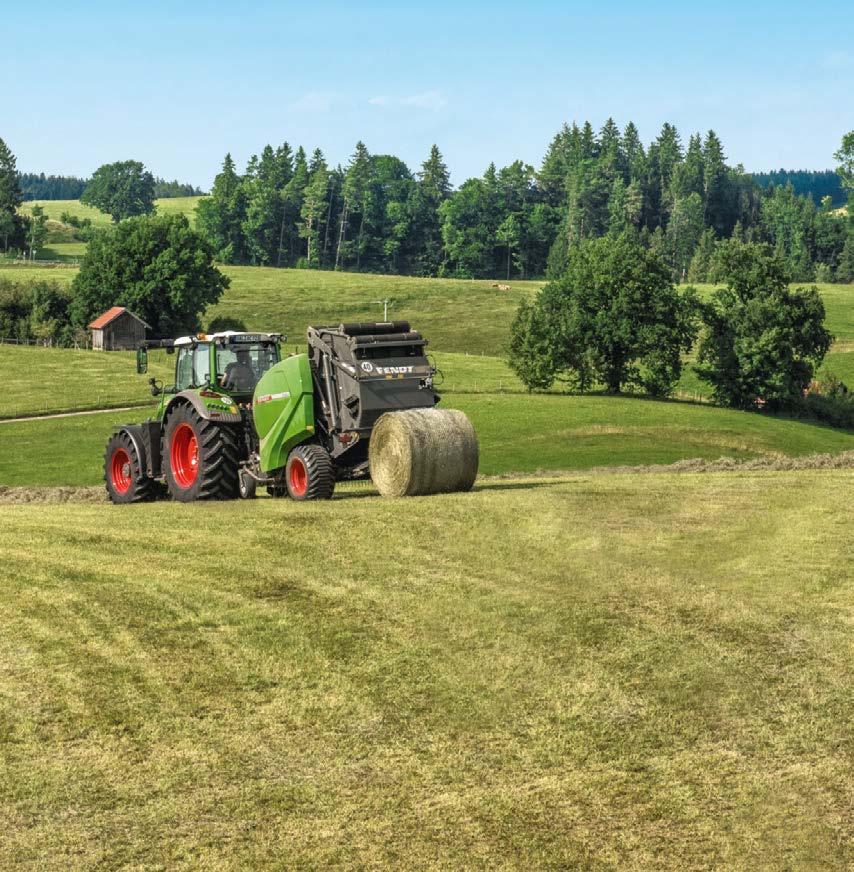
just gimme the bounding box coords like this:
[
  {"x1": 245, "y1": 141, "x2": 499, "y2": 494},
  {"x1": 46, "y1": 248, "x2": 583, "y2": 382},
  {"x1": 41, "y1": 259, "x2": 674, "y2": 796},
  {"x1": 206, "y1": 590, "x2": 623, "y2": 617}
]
[
  {"x1": 0, "y1": 264, "x2": 851, "y2": 488},
  {"x1": 19, "y1": 196, "x2": 204, "y2": 229}
]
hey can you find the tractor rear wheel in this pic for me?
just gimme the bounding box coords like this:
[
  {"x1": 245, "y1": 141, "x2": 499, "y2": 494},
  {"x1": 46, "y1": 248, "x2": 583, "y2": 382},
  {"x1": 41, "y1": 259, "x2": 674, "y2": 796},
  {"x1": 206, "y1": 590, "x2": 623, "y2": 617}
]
[
  {"x1": 164, "y1": 404, "x2": 240, "y2": 502},
  {"x1": 285, "y1": 444, "x2": 335, "y2": 501},
  {"x1": 104, "y1": 431, "x2": 156, "y2": 504}
]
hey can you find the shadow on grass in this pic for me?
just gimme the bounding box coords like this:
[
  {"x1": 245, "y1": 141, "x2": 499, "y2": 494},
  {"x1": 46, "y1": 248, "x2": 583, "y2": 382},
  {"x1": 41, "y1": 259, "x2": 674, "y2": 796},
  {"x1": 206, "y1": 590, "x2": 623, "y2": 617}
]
[{"x1": 473, "y1": 478, "x2": 572, "y2": 492}]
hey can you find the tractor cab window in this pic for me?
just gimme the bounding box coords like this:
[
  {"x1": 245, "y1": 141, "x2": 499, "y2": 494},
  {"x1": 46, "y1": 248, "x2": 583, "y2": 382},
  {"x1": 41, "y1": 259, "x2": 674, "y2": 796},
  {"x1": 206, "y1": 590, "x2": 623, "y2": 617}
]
[
  {"x1": 193, "y1": 345, "x2": 211, "y2": 386},
  {"x1": 175, "y1": 344, "x2": 212, "y2": 389},
  {"x1": 175, "y1": 347, "x2": 194, "y2": 390},
  {"x1": 216, "y1": 341, "x2": 279, "y2": 393}
]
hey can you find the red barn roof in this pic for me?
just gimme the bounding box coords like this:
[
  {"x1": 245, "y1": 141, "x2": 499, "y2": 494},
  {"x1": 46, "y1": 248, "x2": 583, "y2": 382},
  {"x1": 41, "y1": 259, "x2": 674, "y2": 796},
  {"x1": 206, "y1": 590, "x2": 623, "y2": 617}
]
[{"x1": 88, "y1": 307, "x2": 150, "y2": 330}]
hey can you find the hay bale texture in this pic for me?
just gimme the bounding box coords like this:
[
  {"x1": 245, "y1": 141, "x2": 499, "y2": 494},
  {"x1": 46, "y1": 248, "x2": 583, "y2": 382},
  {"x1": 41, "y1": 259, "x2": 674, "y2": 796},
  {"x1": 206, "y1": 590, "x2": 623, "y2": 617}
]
[{"x1": 369, "y1": 408, "x2": 479, "y2": 497}]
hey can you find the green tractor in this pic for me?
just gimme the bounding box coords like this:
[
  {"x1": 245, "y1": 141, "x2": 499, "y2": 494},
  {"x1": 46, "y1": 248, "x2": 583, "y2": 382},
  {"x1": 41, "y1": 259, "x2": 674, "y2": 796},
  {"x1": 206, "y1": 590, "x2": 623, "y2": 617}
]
[{"x1": 104, "y1": 323, "x2": 478, "y2": 504}]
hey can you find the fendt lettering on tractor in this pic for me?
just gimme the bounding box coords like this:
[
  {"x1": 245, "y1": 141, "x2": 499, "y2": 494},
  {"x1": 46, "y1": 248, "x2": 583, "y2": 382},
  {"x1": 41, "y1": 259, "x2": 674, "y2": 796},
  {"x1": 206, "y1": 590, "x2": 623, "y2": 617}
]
[{"x1": 104, "y1": 322, "x2": 478, "y2": 504}]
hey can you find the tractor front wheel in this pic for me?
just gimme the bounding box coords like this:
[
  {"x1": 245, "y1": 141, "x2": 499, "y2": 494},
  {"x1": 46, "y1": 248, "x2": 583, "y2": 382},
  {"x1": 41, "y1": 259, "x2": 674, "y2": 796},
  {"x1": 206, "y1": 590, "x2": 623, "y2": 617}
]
[
  {"x1": 104, "y1": 431, "x2": 155, "y2": 504},
  {"x1": 285, "y1": 444, "x2": 335, "y2": 501},
  {"x1": 164, "y1": 404, "x2": 239, "y2": 502}
]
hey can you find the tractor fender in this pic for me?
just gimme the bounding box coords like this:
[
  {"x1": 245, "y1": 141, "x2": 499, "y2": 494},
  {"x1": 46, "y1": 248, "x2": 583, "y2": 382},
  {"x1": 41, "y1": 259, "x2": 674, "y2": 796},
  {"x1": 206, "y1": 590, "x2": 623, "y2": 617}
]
[
  {"x1": 116, "y1": 421, "x2": 164, "y2": 478},
  {"x1": 165, "y1": 391, "x2": 242, "y2": 425}
]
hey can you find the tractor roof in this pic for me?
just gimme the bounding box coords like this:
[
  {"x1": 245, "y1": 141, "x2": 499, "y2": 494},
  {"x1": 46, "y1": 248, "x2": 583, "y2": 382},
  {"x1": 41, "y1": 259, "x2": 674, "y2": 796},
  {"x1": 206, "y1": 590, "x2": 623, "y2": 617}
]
[{"x1": 173, "y1": 331, "x2": 281, "y2": 347}]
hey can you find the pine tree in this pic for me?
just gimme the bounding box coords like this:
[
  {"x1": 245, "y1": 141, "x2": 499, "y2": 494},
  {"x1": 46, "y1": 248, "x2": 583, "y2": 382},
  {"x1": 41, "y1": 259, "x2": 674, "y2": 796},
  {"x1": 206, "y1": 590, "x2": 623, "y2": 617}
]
[
  {"x1": 336, "y1": 142, "x2": 371, "y2": 270},
  {"x1": 622, "y1": 122, "x2": 644, "y2": 177},
  {"x1": 300, "y1": 156, "x2": 329, "y2": 267},
  {"x1": 666, "y1": 193, "x2": 705, "y2": 280},
  {"x1": 702, "y1": 130, "x2": 729, "y2": 235},
  {"x1": 196, "y1": 153, "x2": 248, "y2": 262},
  {"x1": 282, "y1": 147, "x2": 309, "y2": 264},
  {"x1": 0, "y1": 137, "x2": 23, "y2": 214},
  {"x1": 412, "y1": 144, "x2": 451, "y2": 275}
]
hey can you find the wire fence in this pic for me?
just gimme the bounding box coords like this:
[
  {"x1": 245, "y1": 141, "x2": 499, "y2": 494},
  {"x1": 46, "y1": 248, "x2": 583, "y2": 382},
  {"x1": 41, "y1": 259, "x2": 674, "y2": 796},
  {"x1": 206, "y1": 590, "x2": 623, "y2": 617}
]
[{"x1": 0, "y1": 336, "x2": 90, "y2": 348}]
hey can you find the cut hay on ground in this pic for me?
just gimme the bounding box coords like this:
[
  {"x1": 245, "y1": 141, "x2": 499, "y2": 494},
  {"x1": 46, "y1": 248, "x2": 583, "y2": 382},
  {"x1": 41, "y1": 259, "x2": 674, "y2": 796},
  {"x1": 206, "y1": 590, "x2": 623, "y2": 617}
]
[
  {"x1": 0, "y1": 486, "x2": 106, "y2": 503},
  {"x1": 369, "y1": 408, "x2": 479, "y2": 497}
]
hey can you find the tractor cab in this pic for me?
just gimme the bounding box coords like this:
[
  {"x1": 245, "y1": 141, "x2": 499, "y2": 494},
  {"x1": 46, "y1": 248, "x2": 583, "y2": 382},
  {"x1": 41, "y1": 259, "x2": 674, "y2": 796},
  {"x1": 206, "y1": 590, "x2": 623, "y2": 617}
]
[
  {"x1": 138, "y1": 331, "x2": 283, "y2": 400},
  {"x1": 173, "y1": 332, "x2": 281, "y2": 399}
]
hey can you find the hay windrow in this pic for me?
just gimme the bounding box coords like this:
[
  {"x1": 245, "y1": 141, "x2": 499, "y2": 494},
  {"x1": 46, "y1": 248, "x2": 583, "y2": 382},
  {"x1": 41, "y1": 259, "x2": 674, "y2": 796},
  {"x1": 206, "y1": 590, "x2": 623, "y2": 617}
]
[
  {"x1": 369, "y1": 408, "x2": 479, "y2": 497},
  {"x1": 0, "y1": 486, "x2": 106, "y2": 504}
]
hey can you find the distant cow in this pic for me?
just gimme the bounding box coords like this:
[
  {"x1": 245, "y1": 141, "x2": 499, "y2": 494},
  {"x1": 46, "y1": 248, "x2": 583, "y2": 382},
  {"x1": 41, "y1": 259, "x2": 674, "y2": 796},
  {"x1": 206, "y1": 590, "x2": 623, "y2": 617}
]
[{"x1": 494, "y1": 283, "x2": 511, "y2": 291}]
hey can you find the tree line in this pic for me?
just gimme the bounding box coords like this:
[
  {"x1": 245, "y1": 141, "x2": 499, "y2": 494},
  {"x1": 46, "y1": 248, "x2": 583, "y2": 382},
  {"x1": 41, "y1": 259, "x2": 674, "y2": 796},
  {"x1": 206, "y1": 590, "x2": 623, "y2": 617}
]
[
  {"x1": 750, "y1": 169, "x2": 844, "y2": 206},
  {"x1": 18, "y1": 171, "x2": 202, "y2": 201},
  {"x1": 195, "y1": 121, "x2": 853, "y2": 282}
]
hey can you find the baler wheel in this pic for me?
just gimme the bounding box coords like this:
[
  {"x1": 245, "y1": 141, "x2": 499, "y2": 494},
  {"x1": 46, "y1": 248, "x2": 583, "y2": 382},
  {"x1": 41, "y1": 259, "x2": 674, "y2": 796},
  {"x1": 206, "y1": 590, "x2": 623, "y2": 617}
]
[
  {"x1": 285, "y1": 444, "x2": 335, "y2": 501},
  {"x1": 104, "y1": 431, "x2": 156, "y2": 504},
  {"x1": 164, "y1": 404, "x2": 240, "y2": 502},
  {"x1": 238, "y1": 470, "x2": 257, "y2": 499}
]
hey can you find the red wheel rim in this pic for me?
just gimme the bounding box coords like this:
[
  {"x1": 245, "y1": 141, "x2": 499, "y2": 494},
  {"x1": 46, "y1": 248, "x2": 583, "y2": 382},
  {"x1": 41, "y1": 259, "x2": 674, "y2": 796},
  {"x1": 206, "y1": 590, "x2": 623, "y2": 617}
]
[
  {"x1": 110, "y1": 447, "x2": 132, "y2": 494},
  {"x1": 289, "y1": 457, "x2": 307, "y2": 496},
  {"x1": 171, "y1": 423, "x2": 199, "y2": 488}
]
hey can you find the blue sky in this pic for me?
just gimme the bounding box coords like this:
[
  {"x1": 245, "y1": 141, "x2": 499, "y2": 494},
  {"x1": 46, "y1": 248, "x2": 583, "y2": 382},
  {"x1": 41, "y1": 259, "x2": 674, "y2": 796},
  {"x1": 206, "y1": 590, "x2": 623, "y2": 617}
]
[{"x1": 3, "y1": 1, "x2": 852, "y2": 188}]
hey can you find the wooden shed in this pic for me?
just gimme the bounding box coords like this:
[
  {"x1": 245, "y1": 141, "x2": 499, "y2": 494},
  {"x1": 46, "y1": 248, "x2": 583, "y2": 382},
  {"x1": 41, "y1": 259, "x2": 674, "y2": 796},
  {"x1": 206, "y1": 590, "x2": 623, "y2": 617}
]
[{"x1": 88, "y1": 307, "x2": 150, "y2": 351}]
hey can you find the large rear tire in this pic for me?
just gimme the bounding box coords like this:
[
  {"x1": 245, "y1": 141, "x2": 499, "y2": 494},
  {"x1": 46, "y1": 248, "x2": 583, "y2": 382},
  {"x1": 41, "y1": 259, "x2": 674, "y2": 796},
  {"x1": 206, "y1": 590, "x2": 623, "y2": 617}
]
[
  {"x1": 164, "y1": 404, "x2": 240, "y2": 502},
  {"x1": 104, "y1": 431, "x2": 156, "y2": 504},
  {"x1": 285, "y1": 444, "x2": 335, "y2": 501}
]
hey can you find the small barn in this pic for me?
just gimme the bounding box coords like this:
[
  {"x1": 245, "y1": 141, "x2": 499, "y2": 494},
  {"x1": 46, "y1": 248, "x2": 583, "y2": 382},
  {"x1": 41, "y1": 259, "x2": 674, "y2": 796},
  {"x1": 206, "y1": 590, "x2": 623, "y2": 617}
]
[{"x1": 88, "y1": 307, "x2": 150, "y2": 351}]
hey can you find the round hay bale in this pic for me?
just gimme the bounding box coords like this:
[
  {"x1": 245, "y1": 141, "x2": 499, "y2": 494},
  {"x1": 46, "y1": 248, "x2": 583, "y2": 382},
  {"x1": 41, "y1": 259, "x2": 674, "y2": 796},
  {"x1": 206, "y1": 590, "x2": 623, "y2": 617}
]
[{"x1": 369, "y1": 408, "x2": 479, "y2": 497}]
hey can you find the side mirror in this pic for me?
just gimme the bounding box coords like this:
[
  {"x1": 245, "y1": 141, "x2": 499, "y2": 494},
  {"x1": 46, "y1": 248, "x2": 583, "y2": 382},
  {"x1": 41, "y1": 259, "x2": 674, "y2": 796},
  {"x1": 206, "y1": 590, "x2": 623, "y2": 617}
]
[{"x1": 136, "y1": 346, "x2": 148, "y2": 374}]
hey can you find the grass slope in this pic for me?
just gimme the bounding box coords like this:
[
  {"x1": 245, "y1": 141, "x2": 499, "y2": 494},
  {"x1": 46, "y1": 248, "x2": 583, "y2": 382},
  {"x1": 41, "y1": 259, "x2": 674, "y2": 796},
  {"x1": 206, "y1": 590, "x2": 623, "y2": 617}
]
[
  {"x1": 0, "y1": 259, "x2": 849, "y2": 373},
  {"x1": 0, "y1": 345, "x2": 520, "y2": 419},
  {"x1": 1, "y1": 470, "x2": 851, "y2": 867},
  {"x1": 2, "y1": 393, "x2": 852, "y2": 487},
  {"x1": 19, "y1": 197, "x2": 204, "y2": 229},
  {"x1": 0, "y1": 345, "x2": 173, "y2": 417}
]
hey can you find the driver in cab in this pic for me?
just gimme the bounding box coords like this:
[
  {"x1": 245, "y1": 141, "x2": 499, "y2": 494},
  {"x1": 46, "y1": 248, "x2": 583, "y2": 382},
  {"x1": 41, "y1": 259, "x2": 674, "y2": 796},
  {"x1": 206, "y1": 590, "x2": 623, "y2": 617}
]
[{"x1": 220, "y1": 349, "x2": 255, "y2": 392}]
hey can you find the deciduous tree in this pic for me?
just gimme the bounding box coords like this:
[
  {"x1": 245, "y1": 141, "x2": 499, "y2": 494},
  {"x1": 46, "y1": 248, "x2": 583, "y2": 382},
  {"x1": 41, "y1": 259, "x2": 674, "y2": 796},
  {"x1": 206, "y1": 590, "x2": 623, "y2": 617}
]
[
  {"x1": 81, "y1": 160, "x2": 156, "y2": 222},
  {"x1": 695, "y1": 240, "x2": 832, "y2": 408},
  {"x1": 69, "y1": 213, "x2": 229, "y2": 336}
]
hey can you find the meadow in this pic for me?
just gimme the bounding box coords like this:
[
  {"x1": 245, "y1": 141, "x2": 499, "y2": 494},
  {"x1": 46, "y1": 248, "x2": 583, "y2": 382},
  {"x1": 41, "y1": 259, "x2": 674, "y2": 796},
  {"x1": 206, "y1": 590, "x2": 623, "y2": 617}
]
[
  {"x1": 19, "y1": 196, "x2": 204, "y2": 229},
  {"x1": 1, "y1": 217, "x2": 852, "y2": 868},
  {"x1": 2, "y1": 392, "x2": 853, "y2": 487},
  {"x1": 1, "y1": 261, "x2": 852, "y2": 487},
  {"x1": 0, "y1": 256, "x2": 850, "y2": 369},
  {"x1": 1, "y1": 469, "x2": 851, "y2": 867}
]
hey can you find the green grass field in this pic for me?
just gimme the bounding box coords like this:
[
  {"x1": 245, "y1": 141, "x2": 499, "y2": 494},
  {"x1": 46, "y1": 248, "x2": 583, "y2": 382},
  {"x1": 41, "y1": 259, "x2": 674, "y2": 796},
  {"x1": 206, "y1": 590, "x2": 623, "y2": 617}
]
[
  {"x1": 0, "y1": 344, "x2": 522, "y2": 419},
  {"x1": 1, "y1": 469, "x2": 851, "y2": 867},
  {"x1": 0, "y1": 258, "x2": 849, "y2": 365},
  {"x1": 19, "y1": 196, "x2": 204, "y2": 230},
  {"x1": 2, "y1": 392, "x2": 852, "y2": 487}
]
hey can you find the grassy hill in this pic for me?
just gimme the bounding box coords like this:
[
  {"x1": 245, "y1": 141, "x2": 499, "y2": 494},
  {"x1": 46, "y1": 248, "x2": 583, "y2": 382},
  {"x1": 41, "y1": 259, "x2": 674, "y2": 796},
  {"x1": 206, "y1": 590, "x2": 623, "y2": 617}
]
[
  {"x1": 1, "y1": 469, "x2": 851, "y2": 867},
  {"x1": 0, "y1": 264, "x2": 851, "y2": 487},
  {"x1": 0, "y1": 344, "x2": 524, "y2": 419},
  {"x1": 1, "y1": 258, "x2": 850, "y2": 371},
  {"x1": 2, "y1": 392, "x2": 853, "y2": 487},
  {"x1": 19, "y1": 196, "x2": 204, "y2": 230}
]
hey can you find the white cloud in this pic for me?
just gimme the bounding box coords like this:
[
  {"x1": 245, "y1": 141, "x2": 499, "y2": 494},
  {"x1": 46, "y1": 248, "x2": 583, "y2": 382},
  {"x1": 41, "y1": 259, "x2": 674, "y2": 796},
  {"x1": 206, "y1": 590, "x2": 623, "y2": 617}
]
[
  {"x1": 290, "y1": 92, "x2": 337, "y2": 113},
  {"x1": 368, "y1": 90, "x2": 447, "y2": 111}
]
